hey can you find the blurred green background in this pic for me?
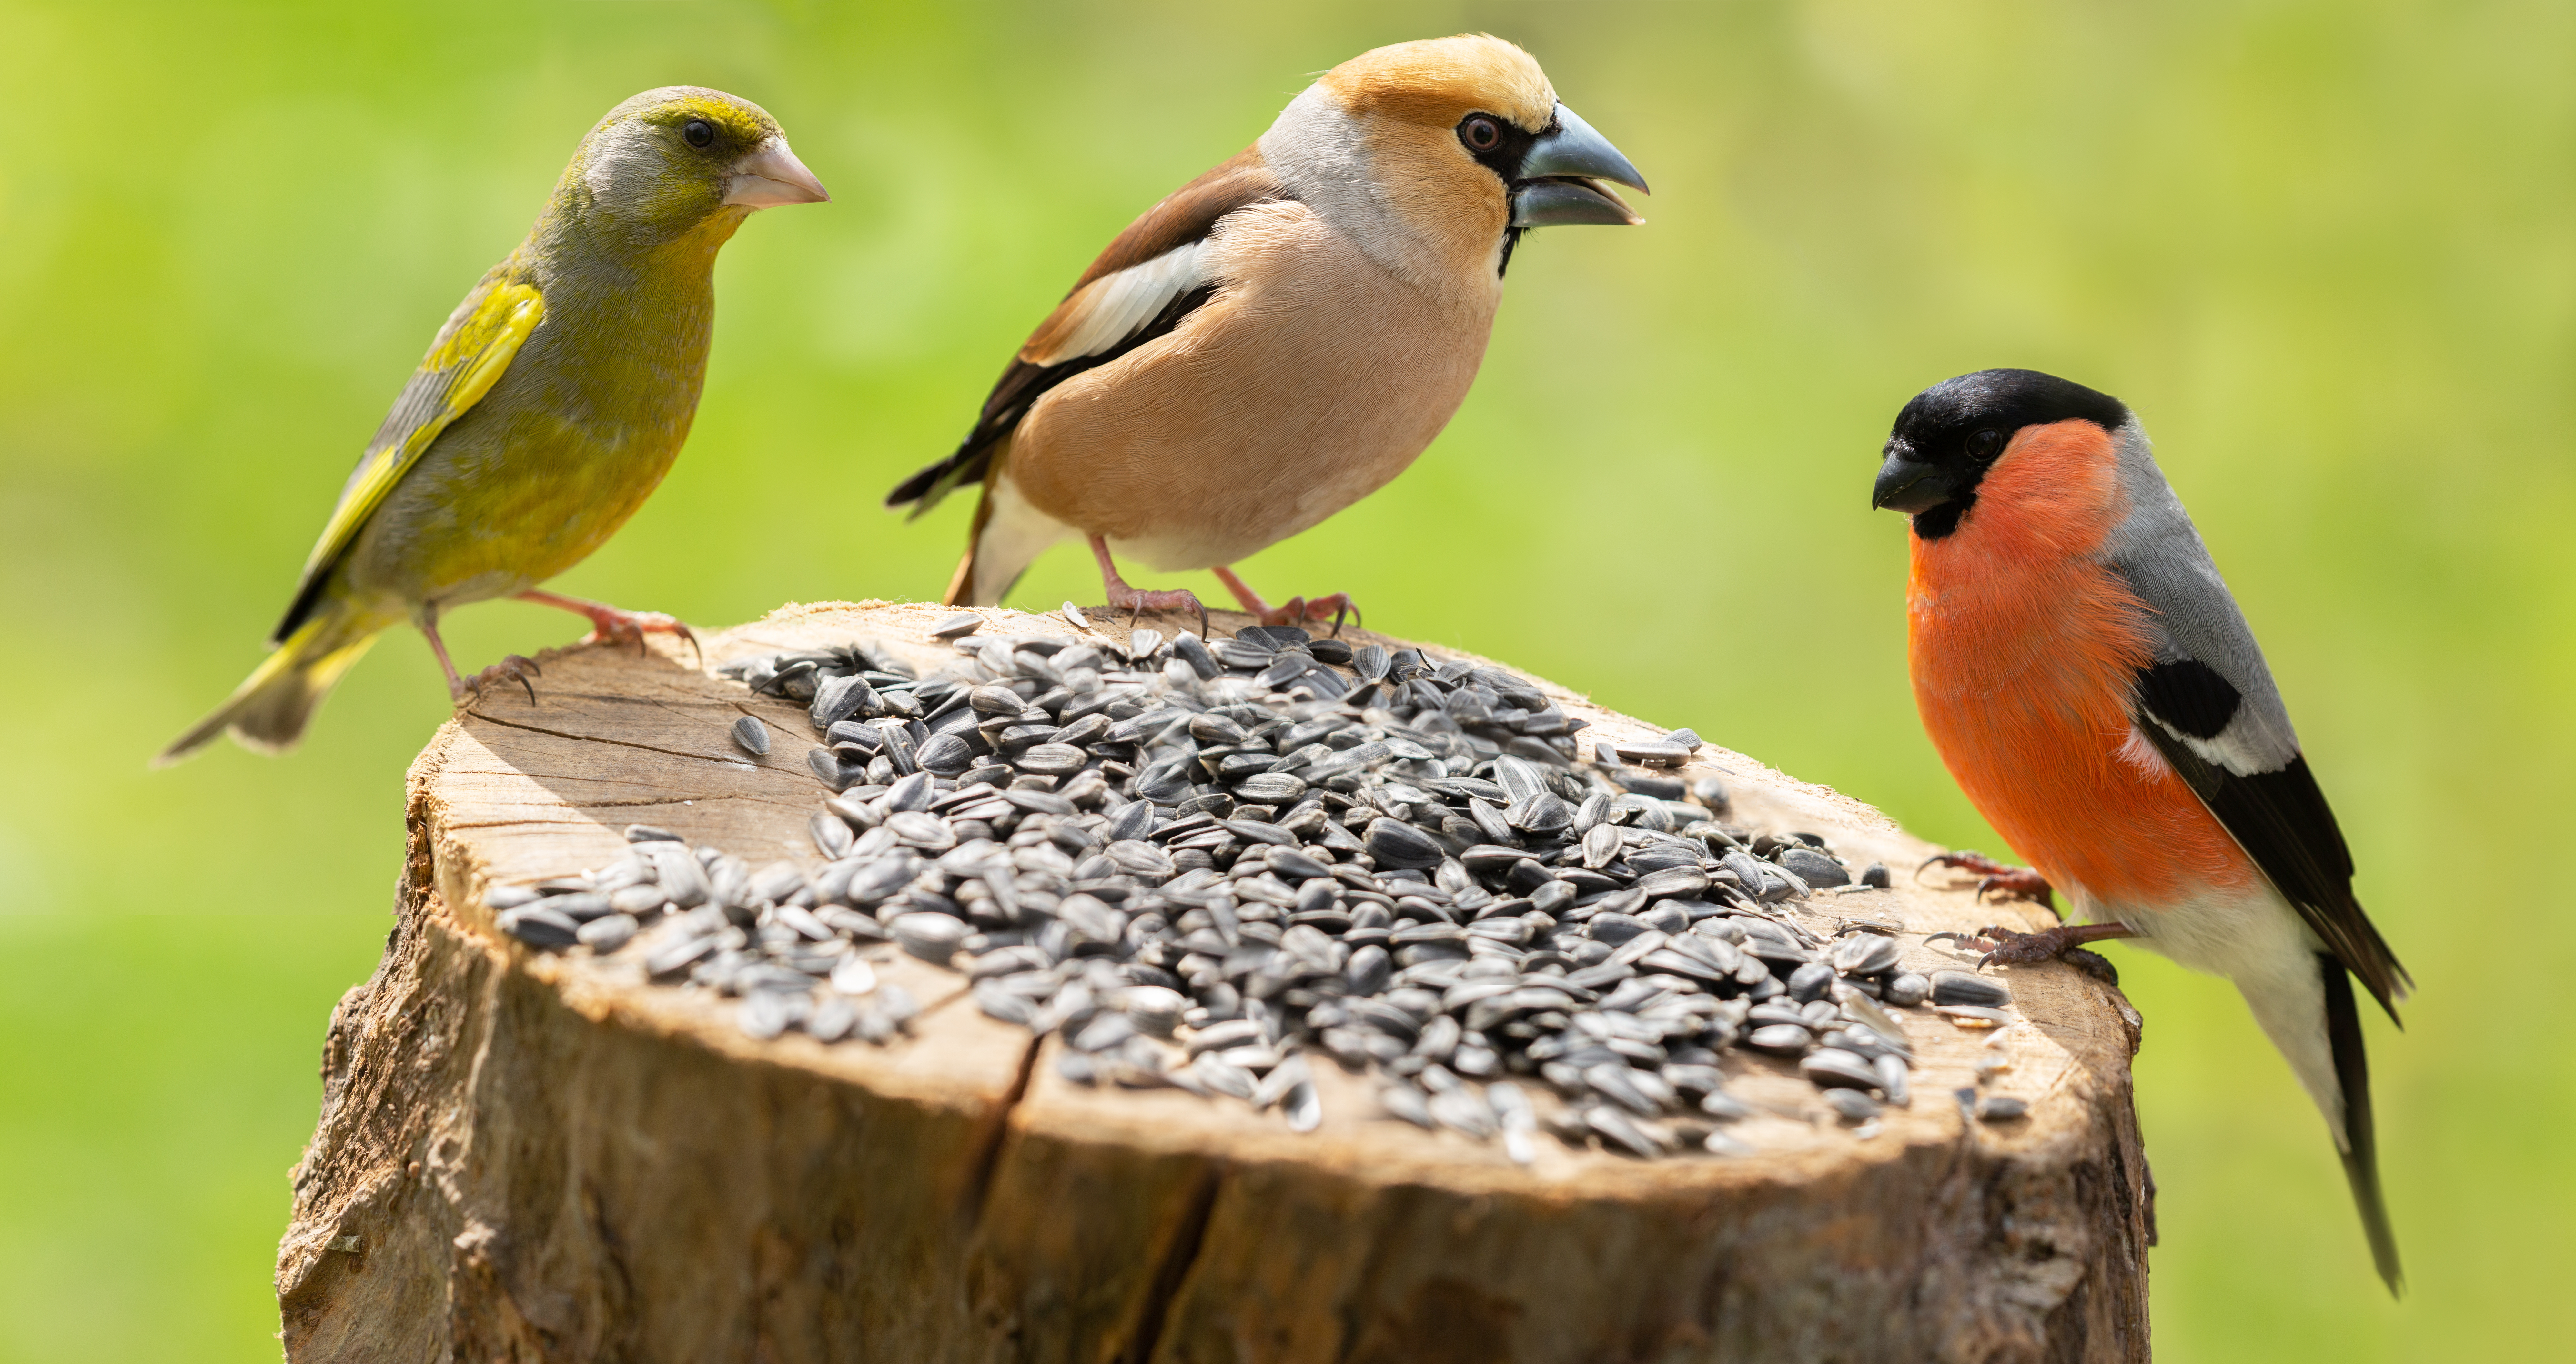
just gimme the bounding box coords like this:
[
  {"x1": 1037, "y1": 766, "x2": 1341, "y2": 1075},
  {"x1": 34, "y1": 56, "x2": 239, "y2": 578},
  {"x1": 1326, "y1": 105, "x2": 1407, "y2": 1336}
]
[{"x1": 1, "y1": 0, "x2": 2565, "y2": 1357}]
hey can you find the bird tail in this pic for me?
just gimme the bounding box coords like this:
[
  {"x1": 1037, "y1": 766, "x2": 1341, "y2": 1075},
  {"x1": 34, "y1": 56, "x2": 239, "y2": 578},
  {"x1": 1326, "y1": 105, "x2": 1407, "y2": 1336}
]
[
  {"x1": 2322, "y1": 957, "x2": 2405, "y2": 1294},
  {"x1": 941, "y1": 458, "x2": 1069, "y2": 607},
  {"x1": 155, "y1": 613, "x2": 384, "y2": 767}
]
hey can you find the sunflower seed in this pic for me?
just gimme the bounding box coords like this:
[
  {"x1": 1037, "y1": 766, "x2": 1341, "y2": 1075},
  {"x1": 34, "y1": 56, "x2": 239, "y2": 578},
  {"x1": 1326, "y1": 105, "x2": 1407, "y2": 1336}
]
[
  {"x1": 1585, "y1": 1105, "x2": 1663, "y2": 1158},
  {"x1": 1233, "y1": 772, "x2": 1308, "y2": 805},
  {"x1": 1822, "y1": 1089, "x2": 1881, "y2": 1123},
  {"x1": 1800, "y1": 1048, "x2": 1881, "y2": 1092},
  {"x1": 731, "y1": 715, "x2": 771, "y2": 757},
  {"x1": 891, "y1": 912, "x2": 967, "y2": 963},
  {"x1": 1746, "y1": 1024, "x2": 1812, "y2": 1055},
  {"x1": 1831, "y1": 933, "x2": 1901, "y2": 977},
  {"x1": 620, "y1": 629, "x2": 1945, "y2": 1155},
  {"x1": 1930, "y1": 971, "x2": 2012, "y2": 1008},
  {"x1": 1365, "y1": 819, "x2": 1442, "y2": 868},
  {"x1": 498, "y1": 906, "x2": 583, "y2": 947}
]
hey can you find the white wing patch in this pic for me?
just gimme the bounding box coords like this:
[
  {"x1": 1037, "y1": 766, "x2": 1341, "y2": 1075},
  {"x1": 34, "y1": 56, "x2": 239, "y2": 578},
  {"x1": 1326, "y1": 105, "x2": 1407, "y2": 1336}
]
[
  {"x1": 1026, "y1": 241, "x2": 1210, "y2": 367},
  {"x1": 2151, "y1": 705, "x2": 2301, "y2": 777}
]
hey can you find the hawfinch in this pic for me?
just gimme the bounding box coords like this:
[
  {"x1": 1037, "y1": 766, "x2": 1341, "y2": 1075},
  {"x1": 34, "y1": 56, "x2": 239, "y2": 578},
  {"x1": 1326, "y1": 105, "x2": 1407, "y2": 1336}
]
[
  {"x1": 887, "y1": 34, "x2": 1647, "y2": 626},
  {"x1": 1875, "y1": 368, "x2": 2410, "y2": 1290},
  {"x1": 159, "y1": 88, "x2": 827, "y2": 765}
]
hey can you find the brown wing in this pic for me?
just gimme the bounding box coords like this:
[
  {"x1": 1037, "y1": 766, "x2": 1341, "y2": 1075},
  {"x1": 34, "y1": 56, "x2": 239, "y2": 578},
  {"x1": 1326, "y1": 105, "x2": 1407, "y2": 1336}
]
[{"x1": 885, "y1": 149, "x2": 1284, "y2": 517}]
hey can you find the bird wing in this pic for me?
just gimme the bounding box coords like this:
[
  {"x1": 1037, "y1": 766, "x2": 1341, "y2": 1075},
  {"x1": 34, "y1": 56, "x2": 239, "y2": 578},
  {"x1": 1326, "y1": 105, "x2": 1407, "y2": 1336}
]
[
  {"x1": 271, "y1": 269, "x2": 545, "y2": 643},
  {"x1": 2105, "y1": 457, "x2": 2410, "y2": 1016},
  {"x1": 885, "y1": 150, "x2": 1282, "y2": 517}
]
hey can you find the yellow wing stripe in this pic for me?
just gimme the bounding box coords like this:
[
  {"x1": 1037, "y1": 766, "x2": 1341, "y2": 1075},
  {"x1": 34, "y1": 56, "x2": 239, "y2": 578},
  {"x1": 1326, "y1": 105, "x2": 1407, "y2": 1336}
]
[{"x1": 290, "y1": 283, "x2": 546, "y2": 593}]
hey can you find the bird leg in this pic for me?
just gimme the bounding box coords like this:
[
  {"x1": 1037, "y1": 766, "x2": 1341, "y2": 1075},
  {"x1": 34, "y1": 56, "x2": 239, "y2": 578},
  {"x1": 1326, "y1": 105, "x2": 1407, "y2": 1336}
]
[
  {"x1": 419, "y1": 606, "x2": 540, "y2": 706},
  {"x1": 1919, "y1": 850, "x2": 2056, "y2": 905},
  {"x1": 1962, "y1": 921, "x2": 2132, "y2": 985},
  {"x1": 1210, "y1": 566, "x2": 1360, "y2": 636},
  {"x1": 1089, "y1": 536, "x2": 1207, "y2": 635},
  {"x1": 516, "y1": 589, "x2": 701, "y2": 666}
]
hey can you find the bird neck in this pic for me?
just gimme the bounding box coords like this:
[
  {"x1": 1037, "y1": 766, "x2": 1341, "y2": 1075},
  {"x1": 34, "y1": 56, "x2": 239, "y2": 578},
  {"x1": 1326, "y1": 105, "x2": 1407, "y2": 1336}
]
[
  {"x1": 532, "y1": 187, "x2": 749, "y2": 273},
  {"x1": 1260, "y1": 92, "x2": 1514, "y2": 302}
]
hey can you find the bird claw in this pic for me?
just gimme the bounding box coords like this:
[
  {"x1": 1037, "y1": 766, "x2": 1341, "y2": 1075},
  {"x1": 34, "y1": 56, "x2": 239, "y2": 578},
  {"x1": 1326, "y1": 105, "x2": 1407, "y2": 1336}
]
[
  {"x1": 1210, "y1": 567, "x2": 1360, "y2": 638},
  {"x1": 1918, "y1": 851, "x2": 2055, "y2": 904},
  {"x1": 516, "y1": 590, "x2": 701, "y2": 666},
  {"x1": 580, "y1": 609, "x2": 701, "y2": 665},
  {"x1": 1925, "y1": 930, "x2": 1999, "y2": 956},
  {"x1": 1967, "y1": 925, "x2": 2123, "y2": 984},
  {"x1": 1108, "y1": 585, "x2": 1208, "y2": 638},
  {"x1": 1263, "y1": 593, "x2": 1361, "y2": 638},
  {"x1": 454, "y1": 654, "x2": 542, "y2": 706}
]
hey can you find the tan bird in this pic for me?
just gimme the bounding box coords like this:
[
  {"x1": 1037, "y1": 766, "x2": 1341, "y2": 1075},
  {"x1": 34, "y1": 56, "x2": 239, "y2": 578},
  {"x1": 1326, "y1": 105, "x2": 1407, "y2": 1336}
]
[{"x1": 886, "y1": 34, "x2": 1647, "y2": 627}]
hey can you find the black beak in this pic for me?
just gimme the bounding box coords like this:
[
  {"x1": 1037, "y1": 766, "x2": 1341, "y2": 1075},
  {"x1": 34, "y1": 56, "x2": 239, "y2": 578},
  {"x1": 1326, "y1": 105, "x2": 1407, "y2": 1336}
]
[{"x1": 1872, "y1": 447, "x2": 1956, "y2": 514}]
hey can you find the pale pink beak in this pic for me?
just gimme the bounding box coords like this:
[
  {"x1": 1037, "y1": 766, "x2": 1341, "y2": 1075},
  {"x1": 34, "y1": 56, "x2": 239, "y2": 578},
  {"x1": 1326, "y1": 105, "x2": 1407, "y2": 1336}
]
[{"x1": 723, "y1": 137, "x2": 830, "y2": 208}]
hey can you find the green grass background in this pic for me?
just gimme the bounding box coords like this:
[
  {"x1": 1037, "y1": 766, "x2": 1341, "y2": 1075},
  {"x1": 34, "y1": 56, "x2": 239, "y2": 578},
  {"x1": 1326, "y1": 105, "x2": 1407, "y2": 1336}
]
[{"x1": 1, "y1": 0, "x2": 2566, "y2": 1357}]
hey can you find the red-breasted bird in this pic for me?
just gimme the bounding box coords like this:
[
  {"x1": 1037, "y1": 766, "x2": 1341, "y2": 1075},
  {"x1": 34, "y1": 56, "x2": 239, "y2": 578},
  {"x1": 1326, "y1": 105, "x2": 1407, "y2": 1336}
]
[
  {"x1": 1874, "y1": 368, "x2": 2410, "y2": 1289},
  {"x1": 885, "y1": 34, "x2": 1647, "y2": 627},
  {"x1": 157, "y1": 87, "x2": 828, "y2": 766}
]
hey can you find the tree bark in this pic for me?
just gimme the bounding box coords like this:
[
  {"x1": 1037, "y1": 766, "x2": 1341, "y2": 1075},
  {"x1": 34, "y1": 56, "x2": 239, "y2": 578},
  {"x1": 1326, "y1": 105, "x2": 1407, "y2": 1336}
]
[{"x1": 275, "y1": 601, "x2": 2151, "y2": 1364}]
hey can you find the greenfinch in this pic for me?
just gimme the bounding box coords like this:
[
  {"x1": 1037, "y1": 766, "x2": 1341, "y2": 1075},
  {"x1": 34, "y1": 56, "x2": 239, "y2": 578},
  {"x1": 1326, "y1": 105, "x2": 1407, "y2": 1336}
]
[{"x1": 158, "y1": 86, "x2": 827, "y2": 766}]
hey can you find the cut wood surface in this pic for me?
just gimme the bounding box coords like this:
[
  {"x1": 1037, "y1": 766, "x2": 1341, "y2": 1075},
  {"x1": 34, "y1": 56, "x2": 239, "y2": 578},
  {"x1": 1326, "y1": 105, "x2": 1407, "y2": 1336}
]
[{"x1": 275, "y1": 601, "x2": 2151, "y2": 1364}]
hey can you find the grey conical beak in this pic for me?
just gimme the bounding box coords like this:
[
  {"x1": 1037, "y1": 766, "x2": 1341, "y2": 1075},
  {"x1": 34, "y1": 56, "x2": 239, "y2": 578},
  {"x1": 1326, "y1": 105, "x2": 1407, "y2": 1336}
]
[{"x1": 1511, "y1": 103, "x2": 1649, "y2": 228}]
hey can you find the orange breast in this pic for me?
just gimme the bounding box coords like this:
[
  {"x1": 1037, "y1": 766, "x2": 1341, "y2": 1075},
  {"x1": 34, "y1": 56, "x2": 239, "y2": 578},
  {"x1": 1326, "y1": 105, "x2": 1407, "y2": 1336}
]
[{"x1": 1907, "y1": 422, "x2": 2253, "y2": 906}]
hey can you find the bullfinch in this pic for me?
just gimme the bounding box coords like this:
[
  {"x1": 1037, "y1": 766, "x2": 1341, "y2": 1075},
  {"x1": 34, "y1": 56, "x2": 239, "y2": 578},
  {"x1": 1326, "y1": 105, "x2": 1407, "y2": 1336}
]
[
  {"x1": 159, "y1": 88, "x2": 828, "y2": 765},
  {"x1": 1873, "y1": 367, "x2": 2409, "y2": 1290},
  {"x1": 886, "y1": 34, "x2": 1648, "y2": 627}
]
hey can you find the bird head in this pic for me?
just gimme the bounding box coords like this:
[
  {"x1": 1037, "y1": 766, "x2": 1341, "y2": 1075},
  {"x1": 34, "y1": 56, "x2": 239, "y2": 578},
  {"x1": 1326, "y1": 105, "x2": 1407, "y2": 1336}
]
[
  {"x1": 565, "y1": 86, "x2": 829, "y2": 245},
  {"x1": 1874, "y1": 369, "x2": 2132, "y2": 540},
  {"x1": 1268, "y1": 35, "x2": 1649, "y2": 281}
]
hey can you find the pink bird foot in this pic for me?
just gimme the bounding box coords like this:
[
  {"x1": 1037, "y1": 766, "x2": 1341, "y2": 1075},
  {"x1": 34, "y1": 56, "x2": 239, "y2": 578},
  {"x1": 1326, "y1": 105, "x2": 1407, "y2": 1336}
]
[
  {"x1": 1089, "y1": 536, "x2": 1208, "y2": 635},
  {"x1": 1211, "y1": 566, "x2": 1360, "y2": 636},
  {"x1": 517, "y1": 589, "x2": 701, "y2": 665}
]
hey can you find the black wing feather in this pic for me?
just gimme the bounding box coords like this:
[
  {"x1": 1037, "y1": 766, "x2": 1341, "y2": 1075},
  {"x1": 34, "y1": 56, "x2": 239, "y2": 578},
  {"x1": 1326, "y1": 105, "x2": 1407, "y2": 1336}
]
[{"x1": 2133, "y1": 685, "x2": 2411, "y2": 1017}]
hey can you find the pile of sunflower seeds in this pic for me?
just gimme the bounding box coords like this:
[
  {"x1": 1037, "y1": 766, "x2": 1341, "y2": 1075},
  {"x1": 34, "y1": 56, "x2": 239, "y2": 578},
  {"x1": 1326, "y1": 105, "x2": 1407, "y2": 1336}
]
[{"x1": 488, "y1": 612, "x2": 2022, "y2": 1159}]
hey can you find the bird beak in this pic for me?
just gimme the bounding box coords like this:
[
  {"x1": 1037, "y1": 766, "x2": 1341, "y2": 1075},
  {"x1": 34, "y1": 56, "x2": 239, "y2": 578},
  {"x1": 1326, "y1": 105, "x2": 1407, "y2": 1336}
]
[
  {"x1": 1511, "y1": 103, "x2": 1650, "y2": 228},
  {"x1": 1872, "y1": 444, "x2": 1957, "y2": 513},
  {"x1": 723, "y1": 137, "x2": 831, "y2": 208}
]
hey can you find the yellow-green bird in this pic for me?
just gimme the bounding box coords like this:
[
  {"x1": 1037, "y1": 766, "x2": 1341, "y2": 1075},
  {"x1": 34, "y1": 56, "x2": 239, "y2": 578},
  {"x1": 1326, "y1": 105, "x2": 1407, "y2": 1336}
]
[{"x1": 157, "y1": 86, "x2": 828, "y2": 767}]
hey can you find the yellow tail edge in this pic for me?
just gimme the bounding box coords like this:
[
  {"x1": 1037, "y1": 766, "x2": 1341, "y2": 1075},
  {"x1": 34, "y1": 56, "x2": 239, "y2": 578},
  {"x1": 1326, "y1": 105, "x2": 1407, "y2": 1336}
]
[{"x1": 153, "y1": 620, "x2": 380, "y2": 767}]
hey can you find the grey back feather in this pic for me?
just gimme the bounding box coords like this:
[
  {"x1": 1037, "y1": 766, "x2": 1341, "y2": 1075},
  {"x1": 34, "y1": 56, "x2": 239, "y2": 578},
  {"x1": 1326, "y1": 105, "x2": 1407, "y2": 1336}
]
[{"x1": 2102, "y1": 423, "x2": 2303, "y2": 776}]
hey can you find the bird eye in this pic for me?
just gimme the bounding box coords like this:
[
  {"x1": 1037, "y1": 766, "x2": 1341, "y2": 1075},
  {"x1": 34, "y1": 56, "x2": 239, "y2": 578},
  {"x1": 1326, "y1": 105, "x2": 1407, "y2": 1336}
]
[
  {"x1": 1967, "y1": 428, "x2": 2005, "y2": 462},
  {"x1": 682, "y1": 119, "x2": 715, "y2": 148},
  {"x1": 1458, "y1": 115, "x2": 1503, "y2": 152}
]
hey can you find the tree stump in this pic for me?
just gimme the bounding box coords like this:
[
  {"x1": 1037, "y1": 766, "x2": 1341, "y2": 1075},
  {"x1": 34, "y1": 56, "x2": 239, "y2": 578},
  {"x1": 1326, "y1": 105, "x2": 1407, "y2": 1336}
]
[{"x1": 274, "y1": 601, "x2": 2151, "y2": 1364}]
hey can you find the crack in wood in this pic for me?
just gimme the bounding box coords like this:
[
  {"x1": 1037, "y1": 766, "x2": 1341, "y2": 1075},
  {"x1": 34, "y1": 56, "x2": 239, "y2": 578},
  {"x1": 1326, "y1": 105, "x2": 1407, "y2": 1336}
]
[
  {"x1": 963, "y1": 1034, "x2": 1043, "y2": 1230},
  {"x1": 1119, "y1": 1164, "x2": 1220, "y2": 1364},
  {"x1": 464, "y1": 711, "x2": 749, "y2": 767}
]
